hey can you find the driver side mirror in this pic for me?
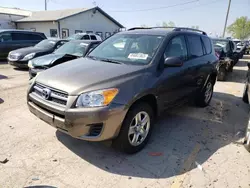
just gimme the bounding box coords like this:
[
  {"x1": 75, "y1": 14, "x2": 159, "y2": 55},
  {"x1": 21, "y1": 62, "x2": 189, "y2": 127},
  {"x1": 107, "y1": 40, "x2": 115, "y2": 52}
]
[{"x1": 164, "y1": 57, "x2": 183, "y2": 67}]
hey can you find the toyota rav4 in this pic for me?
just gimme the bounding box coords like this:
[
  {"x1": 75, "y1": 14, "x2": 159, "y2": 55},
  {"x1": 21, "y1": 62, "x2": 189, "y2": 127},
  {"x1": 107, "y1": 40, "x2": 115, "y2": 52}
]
[{"x1": 27, "y1": 27, "x2": 218, "y2": 154}]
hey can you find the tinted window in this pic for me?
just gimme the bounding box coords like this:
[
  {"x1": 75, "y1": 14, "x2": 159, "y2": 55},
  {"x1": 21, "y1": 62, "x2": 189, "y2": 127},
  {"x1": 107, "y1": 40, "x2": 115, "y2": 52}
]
[
  {"x1": 187, "y1": 35, "x2": 203, "y2": 58},
  {"x1": 29, "y1": 34, "x2": 44, "y2": 41},
  {"x1": 164, "y1": 35, "x2": 187, "y2": 61},
  {"x1": 90, "y1": 35, "x2": 97, "y2": 40},
  {"x1": 82, "y1": 35, "x2": 90, "y2": 40},
  {"x1": 12, "y1": 33, "x2": 28, "y2": 40},
  {"x1": 202, "y1": 37, "x2": 212, "y2": 54},
  {"x1": 0, "y1": 32, "x2": 12, "y2": 42}
]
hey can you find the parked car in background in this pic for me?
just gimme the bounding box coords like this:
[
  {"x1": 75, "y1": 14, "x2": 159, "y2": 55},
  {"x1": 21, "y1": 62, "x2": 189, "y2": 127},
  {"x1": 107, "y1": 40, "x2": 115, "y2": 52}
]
[
  {"x1": 28, "y1": 40, "x2": 101, "y2": 78},
  {"x1": 8, "y1": 39, "x2": 68, "y2": 68},
  {"x1": 67, "y1": 33, "x2": 102, "y2": 41},
  {"x1": 27, "y1": 27, "x2": 218, "y2": 154},
  {"x1": 245, "y1": 40, "x2": 250, "y2": 54},
  {"x1": 212, "y1": 38, "x2": 238, "y2": 81},
  {"x1": 0, "y1": 30, "x2": 46, "y2": 60},
  {"x1": 242, "y1": 62, "x2": 250, "y2": 152},
  {"x1": 233, "y1": 39, "x2": 246, "y2": 58}
]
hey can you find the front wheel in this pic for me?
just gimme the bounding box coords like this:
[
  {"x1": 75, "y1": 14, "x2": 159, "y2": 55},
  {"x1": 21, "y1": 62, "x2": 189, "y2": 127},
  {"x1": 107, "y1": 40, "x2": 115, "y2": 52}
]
[
  {"x1": 244, "y1": 121, "x2": 250, "y2": 152},
  {"x1": 112, "y1": 102, "x2": 154, "y2": 154},
  {"x1": 195, "y1": 79, "x2": 214, "y2": 107},
  {"x1": 242, "y1": 82, "x2": 249, "y2": 104}
]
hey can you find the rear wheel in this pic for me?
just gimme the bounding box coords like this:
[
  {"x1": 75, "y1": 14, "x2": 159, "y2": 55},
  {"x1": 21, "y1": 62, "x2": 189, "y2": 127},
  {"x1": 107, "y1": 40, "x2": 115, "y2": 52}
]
[
  {"x1": 195, "y1": 79, "x2": 214, "y2": 107},
  {"x1": 112, "y1": 102, "x2": 154, "y2": 154}
]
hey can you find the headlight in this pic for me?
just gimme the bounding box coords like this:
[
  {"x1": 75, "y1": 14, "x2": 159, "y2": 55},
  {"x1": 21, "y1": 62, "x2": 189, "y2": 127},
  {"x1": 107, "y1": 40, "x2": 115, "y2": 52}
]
[
  {"x1": 22, "y1": 53, "x2": 36, "y2": 61},
  {"x1": 76, "y1": 88, "x2": 119, "y2": 107},
  {"x1": 28, "y1": 60, "x2": 34, "y2": 68}
]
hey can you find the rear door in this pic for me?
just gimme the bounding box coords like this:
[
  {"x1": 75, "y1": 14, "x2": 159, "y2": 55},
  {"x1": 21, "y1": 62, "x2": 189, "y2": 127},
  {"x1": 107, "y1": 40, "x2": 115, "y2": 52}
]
[{"x1": 186, "y1": 34, "x2": 209, "y2": 92}]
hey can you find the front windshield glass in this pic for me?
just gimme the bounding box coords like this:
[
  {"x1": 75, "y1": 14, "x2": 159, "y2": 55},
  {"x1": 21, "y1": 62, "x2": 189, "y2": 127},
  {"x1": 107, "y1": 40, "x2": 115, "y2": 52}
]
[
  {"x1": 88, "y1": 34, "x2": 164, "y2": 65},
  {"x1": 212, "y1": 40, "x2": 227, "y2": 48},
  {"x1": 54, "y1": 42, "x2": 87, "y2": 56},
  {"x1": 35, "y1": 40, "x2": 56, "y2": 49},
  {"x1": 67, "y1": 34, "x2": 83, "y2": 40}
]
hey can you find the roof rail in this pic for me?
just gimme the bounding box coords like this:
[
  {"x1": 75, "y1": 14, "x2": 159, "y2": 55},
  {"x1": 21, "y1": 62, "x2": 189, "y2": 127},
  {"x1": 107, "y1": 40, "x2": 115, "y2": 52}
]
[{"x1": 127, "y1": 26, "x2": 207, "y2": 35}]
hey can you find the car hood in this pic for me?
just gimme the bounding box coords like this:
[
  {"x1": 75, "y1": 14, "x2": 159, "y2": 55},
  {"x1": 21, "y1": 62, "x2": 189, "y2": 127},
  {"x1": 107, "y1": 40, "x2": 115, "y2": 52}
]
[
  {"x1": 11, "y1": 47, "x2": 49, "y2": 56},
  {"x1": 32, "y1": 54, "x2": 64, "y2": 67},
  {"x1": 36, "y1": 58, "x2": 146, "y2": 95}
]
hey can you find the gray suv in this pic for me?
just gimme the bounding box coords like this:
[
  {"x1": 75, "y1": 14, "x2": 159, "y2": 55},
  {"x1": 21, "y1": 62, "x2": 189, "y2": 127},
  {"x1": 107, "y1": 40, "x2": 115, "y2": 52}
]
[{"x1": 27, "y1": 27, "x2": 218, "y2": 154}]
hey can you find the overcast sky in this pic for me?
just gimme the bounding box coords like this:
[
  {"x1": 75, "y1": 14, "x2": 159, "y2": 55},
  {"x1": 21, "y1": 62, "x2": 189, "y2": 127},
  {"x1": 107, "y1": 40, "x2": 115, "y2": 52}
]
[{"x1": 1, "y1": 0, "x2": 250, "y2": 36}]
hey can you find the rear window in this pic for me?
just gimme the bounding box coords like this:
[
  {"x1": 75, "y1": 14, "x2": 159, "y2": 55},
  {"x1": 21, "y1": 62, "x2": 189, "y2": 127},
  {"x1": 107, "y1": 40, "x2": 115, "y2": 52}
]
[
  {"x1": 187, "y1": 35, "x2": 203, "y2": 58},
  {"x1": 201, "y1": 37, "x2": 212, "y2": 54}
]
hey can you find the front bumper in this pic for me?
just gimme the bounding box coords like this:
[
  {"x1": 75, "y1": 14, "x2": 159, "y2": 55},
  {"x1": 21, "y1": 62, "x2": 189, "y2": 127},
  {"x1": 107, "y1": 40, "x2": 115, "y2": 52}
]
[
  {"x1": 27, "y1": 91, "x2": 127, "y2": 141},
  {"x1": 8, "y1": 60, "x2": 28, "y2": 68}
]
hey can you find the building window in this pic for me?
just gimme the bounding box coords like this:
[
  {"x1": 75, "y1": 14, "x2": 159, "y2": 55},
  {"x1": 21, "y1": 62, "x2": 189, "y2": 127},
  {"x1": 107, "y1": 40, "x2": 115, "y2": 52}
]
[
  {"x1": 75, "y1": 30, "x2": 82, "y2": 34},
  {"x1": 62, "y1": 28, "x2": 69, "y2": 39},
  {"x1": 96, "y1": 32, "x2": 103, "y2": 39},
  {"x1": 86, "y1": 31, "x2": 93, "y2": 34},
  {"x1": 50, "y1": 29, "x2": 58, "y2": 37},
  {"x1": 30, "y1": 28, "x2": 36, "y2": 32},
  {"x1": 105, "y1": 32, "x2": 111, "y2": 39}
]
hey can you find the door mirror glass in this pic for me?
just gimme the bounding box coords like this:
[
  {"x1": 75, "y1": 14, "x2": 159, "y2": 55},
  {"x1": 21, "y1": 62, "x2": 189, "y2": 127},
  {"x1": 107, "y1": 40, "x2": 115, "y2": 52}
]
[{"x1": 164, "y1": 57, "x2": 183, "y2": 67}]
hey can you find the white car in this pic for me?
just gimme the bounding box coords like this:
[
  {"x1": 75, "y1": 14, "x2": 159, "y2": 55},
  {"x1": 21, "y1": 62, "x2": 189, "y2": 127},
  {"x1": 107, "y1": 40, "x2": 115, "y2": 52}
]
[{"x1": 67, "y1": 33, "x2": 102, "y2": 41}]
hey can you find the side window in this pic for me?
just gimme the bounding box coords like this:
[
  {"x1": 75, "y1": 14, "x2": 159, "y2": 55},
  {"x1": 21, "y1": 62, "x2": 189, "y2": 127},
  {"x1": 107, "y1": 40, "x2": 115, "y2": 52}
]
[
  {"x1": 12, "y1": 33, "x2": 27, "y2": 40},
  {"x1": 90, "y1": 35, "x2": 97, "y2": 40},
  {"x1": 201, "y1": 37, "x2": 212, "y2": 54},
  {"x1": 164, "y1": 35, "x2": 188, "y2": 61},
  {"x1": 187, "y1": 35, "x2": 204, "y2": 58},
  {"x1": 29, "y1": 34, "x2": 44, "y2": 41},
  {"x1": 82, "y1": 35, "x2": 90, "y2": 40},
  {"x1": 0, "y1": 32, "x2": 12, "y2": 42}
]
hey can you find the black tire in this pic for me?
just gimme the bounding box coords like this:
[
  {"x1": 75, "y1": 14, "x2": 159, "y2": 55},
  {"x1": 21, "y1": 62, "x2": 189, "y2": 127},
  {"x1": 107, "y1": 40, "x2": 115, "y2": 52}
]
[
  {"x1": 195, "y1": 79, "x2": 214, "y2": 107},
  {"x1": 112, "y1": 102, "x2": 154, "y2": 154},
  {"x1": 244, "y1": 123, "x2": 250, "y2": 152},
  {"x1": 242, "y1": 82, "x2": 249, "y2": 104},
  {"x1": 217, "y1": 67, "x2": 227, "y2": 81}
]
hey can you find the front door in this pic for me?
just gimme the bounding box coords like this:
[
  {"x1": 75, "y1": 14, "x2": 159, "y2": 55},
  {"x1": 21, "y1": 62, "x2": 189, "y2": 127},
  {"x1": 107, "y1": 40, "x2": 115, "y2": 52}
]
[{"x1": 157, "y1": 35, "x2": 194, "y2": 108}]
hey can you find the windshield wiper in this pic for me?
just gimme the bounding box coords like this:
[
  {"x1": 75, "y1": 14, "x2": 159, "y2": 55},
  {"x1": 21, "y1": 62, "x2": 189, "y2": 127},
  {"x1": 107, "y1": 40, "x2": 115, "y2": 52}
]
[{"x1": 99, "y1": 58, "x2": 122, "y2": 64}]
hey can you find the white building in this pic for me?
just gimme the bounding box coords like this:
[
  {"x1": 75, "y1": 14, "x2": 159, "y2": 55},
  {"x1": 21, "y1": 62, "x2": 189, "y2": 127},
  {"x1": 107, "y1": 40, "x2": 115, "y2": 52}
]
[
  {"x1": 0, "y1": 7, "x2": 31, "y2": 29},
  {"x1": 15, "y1": 7, "x2": 124, "y2": 39}
]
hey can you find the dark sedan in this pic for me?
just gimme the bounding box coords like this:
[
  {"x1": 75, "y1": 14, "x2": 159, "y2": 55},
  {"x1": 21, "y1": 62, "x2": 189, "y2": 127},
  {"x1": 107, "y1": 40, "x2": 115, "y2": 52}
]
[
  {"x1": 28, "y1": 40, "x2": 101, "y2": 78},
  {"x1": 8, "y1": 39, "x2": 68, "y2": 68}
]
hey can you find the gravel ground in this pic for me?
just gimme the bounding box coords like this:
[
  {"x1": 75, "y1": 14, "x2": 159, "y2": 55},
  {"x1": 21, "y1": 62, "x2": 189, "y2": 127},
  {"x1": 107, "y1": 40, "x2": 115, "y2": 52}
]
[{"x1": 0, "y1": 57, "x2": 250, "y2": 188}]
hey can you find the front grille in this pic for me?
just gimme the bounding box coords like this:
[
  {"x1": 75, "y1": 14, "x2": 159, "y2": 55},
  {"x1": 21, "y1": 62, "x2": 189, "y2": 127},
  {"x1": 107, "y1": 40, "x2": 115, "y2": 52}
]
[{"x1": 32, "y1": 83, "x2": 68, "y2": 106}]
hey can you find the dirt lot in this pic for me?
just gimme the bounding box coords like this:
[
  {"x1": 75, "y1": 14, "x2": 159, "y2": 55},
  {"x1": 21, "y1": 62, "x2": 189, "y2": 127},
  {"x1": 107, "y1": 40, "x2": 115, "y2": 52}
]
[{"x1": 1, "y1": 57, "x2": 250, "y2": 188}]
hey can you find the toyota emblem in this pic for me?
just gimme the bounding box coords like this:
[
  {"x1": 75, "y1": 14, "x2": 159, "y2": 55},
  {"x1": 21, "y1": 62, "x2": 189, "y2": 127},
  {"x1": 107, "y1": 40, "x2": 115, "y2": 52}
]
[{"x1": 42, "y1": 88, "x2": 51, "y2": 100}]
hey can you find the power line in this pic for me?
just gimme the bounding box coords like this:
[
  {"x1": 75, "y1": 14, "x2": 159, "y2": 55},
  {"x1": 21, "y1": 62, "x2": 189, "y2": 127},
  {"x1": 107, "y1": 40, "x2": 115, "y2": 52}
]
[
  {"x1": 178, "y1": 0, "x2": 224, "y2": 11},
  {"x1": 109, "y1": 0, "x2": 199, "y2": 12}
]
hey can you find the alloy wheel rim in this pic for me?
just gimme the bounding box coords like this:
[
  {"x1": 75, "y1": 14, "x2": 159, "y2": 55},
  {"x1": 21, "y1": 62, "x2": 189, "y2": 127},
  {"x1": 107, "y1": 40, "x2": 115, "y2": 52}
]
[
  {"x1": 205, "y1": 82, "x2": 212, "y2": 103},
  {"x1": 128, "y1": 111, "x2": 150, "y2": 146}
]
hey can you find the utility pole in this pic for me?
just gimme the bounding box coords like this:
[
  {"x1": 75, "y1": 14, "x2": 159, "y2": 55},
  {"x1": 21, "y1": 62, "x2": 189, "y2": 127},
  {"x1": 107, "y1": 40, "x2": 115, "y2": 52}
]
[
  {"x1": 45, "y1": 0, "x2": 47, "y2": 10},
  {"x1": 222, "y1": 0, "x2": 231, "y2": 38}
]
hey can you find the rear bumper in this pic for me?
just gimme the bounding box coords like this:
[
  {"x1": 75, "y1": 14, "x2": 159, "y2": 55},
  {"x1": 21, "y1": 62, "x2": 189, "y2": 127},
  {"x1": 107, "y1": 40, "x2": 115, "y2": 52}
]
[
  {"x1": 8, "y1": 60, "x2": 28, "y2": 68},
  {"x1": 27, "y1": 92, "x2": 127, "y2": 141}
]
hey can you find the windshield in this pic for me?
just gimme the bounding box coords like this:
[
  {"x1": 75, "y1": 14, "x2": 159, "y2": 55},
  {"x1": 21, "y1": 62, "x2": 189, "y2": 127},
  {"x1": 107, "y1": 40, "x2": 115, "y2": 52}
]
[
  {"x1": 212, "y1": 40, "x2": 227, "y2": 48},
  {"x1": 67, "y1": 33, "x2": 83, "y2": 40},
  {"x1": 35, "y1": 40, "x2": 56, "y2": 49},
  {"x1": 54, "y1": 42, "x2": 87, "y2": 56},
  {"x1": 88, "y1": 34, "x2": 164, "y2": 65}
]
